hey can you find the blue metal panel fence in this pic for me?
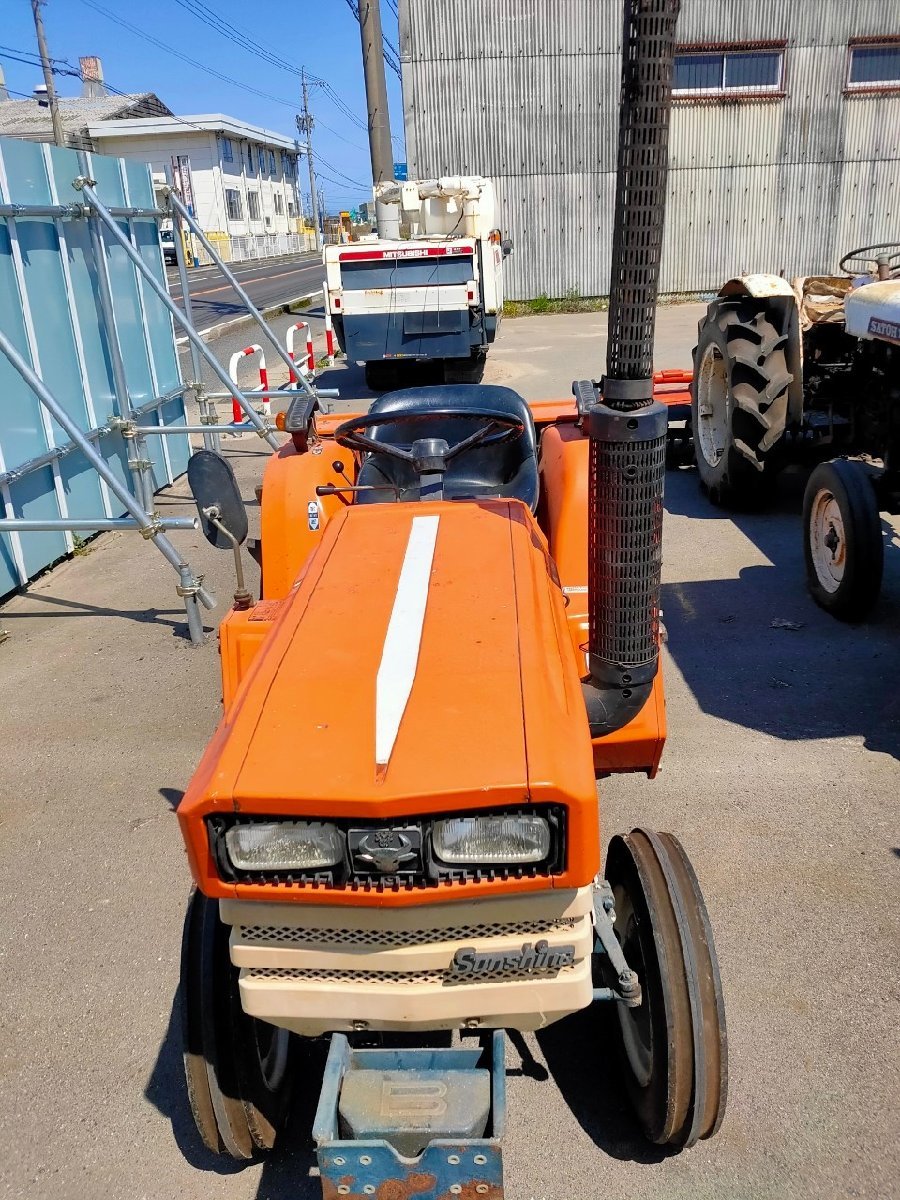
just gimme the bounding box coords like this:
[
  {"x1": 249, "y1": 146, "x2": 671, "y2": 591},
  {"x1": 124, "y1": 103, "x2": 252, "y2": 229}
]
[{"x1": 0, "y1": 137, "x2": 190, "y2": 596}]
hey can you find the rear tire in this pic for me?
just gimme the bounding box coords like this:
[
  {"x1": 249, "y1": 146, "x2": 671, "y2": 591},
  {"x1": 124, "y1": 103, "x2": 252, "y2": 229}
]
[
  {"x1": 364, "y1": 361, "x2": 400, "y2": 392},
  {"x1": 604, "y1": 830, "x2": 727, "y2": 1148},
  {"x1": 691, "y1": 298, "x2": 792, "y2": 506},
  {"x1": 181, "y1": 889, "x2": 295, "y2": 1159},
  {"x1": 444, "y1": 351, "x2": 486, "y2": 385},
  {"x1": 803, "y1": 459, "x2": 884, "y2": 620}
]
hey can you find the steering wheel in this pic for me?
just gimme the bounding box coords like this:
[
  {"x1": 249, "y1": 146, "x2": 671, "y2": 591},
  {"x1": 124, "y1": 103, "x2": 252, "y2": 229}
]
[
  {"x1": 333, "y1": 407, "x2": 525, "y2": 464},
  {"x1": 839, "y1": 242, "x2": 900, "y2": 278}
]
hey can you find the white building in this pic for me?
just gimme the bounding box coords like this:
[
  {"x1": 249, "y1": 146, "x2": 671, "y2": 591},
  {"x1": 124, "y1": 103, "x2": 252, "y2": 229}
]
[{"x1": 87, "y1": 114, "x2": 311, "y2": 259}]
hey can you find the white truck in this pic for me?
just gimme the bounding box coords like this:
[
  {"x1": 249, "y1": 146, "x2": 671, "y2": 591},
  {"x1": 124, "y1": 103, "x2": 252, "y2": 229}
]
[{"x1": 322, "y1": 176, "x2": 511, "y2": 389}]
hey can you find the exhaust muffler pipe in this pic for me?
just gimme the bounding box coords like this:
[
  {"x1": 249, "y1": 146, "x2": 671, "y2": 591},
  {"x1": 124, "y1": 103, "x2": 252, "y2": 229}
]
[{"x1": 581, "y1": 0, "x2": 680, "y2": 737}]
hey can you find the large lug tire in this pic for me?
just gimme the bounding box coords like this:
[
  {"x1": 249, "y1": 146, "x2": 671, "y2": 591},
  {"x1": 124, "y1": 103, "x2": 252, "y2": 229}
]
[
  {"x1": 180, "y1": 889, "x2": 295, "y2": 1159},
  {"x1": 604, "y1": 830, "x2": 728, "y2": 1148},
  {"x1": 691, "y1": 298, "x2": 792, "y2": 506},
  {"x1": 803, "y1": 458, "x2": 884, "y2": 620}
]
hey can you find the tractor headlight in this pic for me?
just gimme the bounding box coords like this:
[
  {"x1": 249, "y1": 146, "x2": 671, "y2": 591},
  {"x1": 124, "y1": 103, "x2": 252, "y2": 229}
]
[
  {"x1": 432, "y1": 815, "x2": 550, "y2": 864},
  {"x1": 224, "y1": 821, "x2": 344, "y2": 871}
]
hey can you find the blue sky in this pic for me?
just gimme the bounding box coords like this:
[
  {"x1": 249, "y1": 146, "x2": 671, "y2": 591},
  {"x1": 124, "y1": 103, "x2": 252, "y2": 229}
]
[{"x1": 1, "y1": 0, "x2": 404, "y2": 211}]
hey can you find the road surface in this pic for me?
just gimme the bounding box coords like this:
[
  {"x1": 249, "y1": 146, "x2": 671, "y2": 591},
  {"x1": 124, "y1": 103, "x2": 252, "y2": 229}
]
[
  {"x1": 1, "y1": 306, "x2": 897, "y2": 1200},
  {"x1": 165, "y1": 253, "x2": 325, "y2": 333}
]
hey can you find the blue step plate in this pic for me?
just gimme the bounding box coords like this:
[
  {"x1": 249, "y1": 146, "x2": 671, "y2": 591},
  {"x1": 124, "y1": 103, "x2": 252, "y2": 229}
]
[{"x1": 314, "y1": 1031, "x2": 506, "y2": 1199}]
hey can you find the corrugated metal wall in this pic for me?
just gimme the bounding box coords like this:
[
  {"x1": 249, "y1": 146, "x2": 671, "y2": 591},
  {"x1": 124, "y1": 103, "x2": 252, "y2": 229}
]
[
  {"x1": 0, "y1": 138, "x2": 190, "y2": 596},
  {"x1": 401, "y1": 0, "x2": 900, "y2": 300}
]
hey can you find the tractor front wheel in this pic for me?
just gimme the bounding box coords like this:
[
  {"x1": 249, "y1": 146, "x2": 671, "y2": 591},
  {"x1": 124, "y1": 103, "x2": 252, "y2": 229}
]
[
  {"x1": 604, "y1": 830, "x2": 727, "y2": 1148},
  {"x1": 803, "y1": 459, "x2": 884, "y2": 620},
  {"x1": 181, "y1": 889, "x2": 295, "y2": 1159}
]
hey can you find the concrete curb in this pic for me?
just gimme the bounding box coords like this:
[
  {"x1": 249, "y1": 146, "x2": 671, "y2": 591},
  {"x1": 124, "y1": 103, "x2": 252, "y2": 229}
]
[{"x1": 176, "y1": 289, "x2": 323, "y2": 347}]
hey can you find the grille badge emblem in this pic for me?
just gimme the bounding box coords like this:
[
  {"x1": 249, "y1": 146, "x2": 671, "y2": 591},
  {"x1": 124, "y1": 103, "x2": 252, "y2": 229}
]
[{"x1": 349, "y1": 827, "x2": 422, "y2": 875}]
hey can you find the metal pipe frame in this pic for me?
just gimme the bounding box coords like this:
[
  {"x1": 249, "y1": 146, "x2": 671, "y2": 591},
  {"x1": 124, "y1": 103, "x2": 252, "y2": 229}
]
[
  {"x1": 0, "y1": 389, "x2": 185, "y2": 488},
  {"x1": 204, "y1": 388, "x2": 316, "y2": 400},
  {"x1": 77, "y1": 181, "x2": 280, "y2": 452},
  {"x1": 77, "y1": 152, "x2": 156, "y2": 518},
  {"x1": 0, "y1": 327, "x2": 215, "y2": 643},
  {"x1": 0, "y1": 517, "x2": 198, "y2": 532},
  {"x1": 135, "y1": 424, "x2": 265, "y2": 436},
  {"x1": 167, "y1": 190, "x2": 319, "y2": 403},
  {"x1": 171, "y1": 200, "x2": 219, "y2": 453},
  {"x1": 0, "y1": 203, "x2": 166, "y2": 219}
]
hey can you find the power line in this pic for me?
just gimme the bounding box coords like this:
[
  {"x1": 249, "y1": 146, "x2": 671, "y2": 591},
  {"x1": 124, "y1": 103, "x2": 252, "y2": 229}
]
[
  {"x1": 169, "y1": 0, "x2": 322, "y2": 85},
  {"x1": 77, "y1": 0, "x2": 307, "y2": 111},
  {"x1": 343, "y1": 0, "x2": 401, "y2": 79}
]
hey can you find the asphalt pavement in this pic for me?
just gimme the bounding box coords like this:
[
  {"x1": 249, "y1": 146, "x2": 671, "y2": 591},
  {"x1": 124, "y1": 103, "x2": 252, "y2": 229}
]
[
  {"x1": 1, "y1": 307, "x2": 898, "y2": 1200},
  {"x1": 166, "y1": 252, "x2": 325, "y2": 334}
]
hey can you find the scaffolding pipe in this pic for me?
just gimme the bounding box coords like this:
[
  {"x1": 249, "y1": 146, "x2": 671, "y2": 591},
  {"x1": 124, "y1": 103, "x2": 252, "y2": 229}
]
[
  {"x1": 172, "y1": 199, "x2": 218, "y2": 453},
  {"x1": 167, "y1": 190, "x2": 318, "y2": 402},
  {"x1": 78, "y1": 182, "x2": 280, "y2": 451},
  {"x1": 0, "y1": 203, "x2": 166, "y2": 218},
  {"x1": 0, "y1": 389, "x2": 186, "y2": 487},
  {"x1": 0, "y1": 517, "x2": 198, "y2": 532},
  {"x1": 0, "y1": 326, "x2": 215, "y2": 635},
  {"x1": 135, "y1": 424, "x2": 266, "y2": 436},
  {"x1": 77, "y1": 153, "x2": 156, "y2": 518}
]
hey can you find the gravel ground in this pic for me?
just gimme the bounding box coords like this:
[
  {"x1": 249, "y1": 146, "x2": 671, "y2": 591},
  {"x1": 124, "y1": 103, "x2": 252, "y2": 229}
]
[{"x1": 0, "y1": 306, "x2": 897, "y2": 1200}]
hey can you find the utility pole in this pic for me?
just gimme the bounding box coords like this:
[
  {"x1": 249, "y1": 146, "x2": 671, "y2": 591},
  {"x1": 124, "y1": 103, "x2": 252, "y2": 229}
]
[
  {"x1": 30, "y1": 0, "x2": 64, "y2": 147},
  {"x1": 357, "y1": 0, "x2": 399, "y2": 239},
  {"x1": 297, "y1": 69, "x2": 322, "y2": 252}
]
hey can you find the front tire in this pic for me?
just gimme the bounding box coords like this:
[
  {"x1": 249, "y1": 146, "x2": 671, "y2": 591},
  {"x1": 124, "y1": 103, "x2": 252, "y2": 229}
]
[
  {"x1": 180, "y1": 889, "x2": 295, "y2": 1159},
  {"x1": 691, "y1": 298, "x2": 792, "y2": 506},
  {"x1": 803, "y1": 458, "x2": 883, "y2": 620},
  {"x1": 604, "y1": 830, "x2": 727, "y2": 1148}
]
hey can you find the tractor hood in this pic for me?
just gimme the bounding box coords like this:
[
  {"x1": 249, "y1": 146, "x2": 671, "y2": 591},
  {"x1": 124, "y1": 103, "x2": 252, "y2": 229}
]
[
  {"x1": 845, "y1": 279, "x2": 900, "y2": 344},
  {"x1": 197, "y1": 500, "x2": 595, "y2": 820}
]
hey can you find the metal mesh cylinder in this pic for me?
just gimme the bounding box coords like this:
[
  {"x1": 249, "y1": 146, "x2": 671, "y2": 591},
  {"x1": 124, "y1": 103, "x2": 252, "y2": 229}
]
[
  {"x1": 588, "y1": 403, "x2": 667, "y2": 688},
  {"x1": 604, "y1": 0, "x2": 681, "y2": 397}
]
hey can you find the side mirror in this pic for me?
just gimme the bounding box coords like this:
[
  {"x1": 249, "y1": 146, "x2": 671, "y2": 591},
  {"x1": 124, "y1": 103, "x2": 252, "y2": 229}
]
[
  {"x1": 187, "y1": 450, "x2": 248, "y2": 548},
  {"x1": 501, "y1": 237, "x2": 513, "y2": 259}
]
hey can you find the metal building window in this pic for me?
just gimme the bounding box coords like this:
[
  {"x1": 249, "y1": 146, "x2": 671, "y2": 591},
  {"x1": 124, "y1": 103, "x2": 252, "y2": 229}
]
[
  {"x1": 269, "y1": 150, "x2": 276, "y2": 174},
  {"x1": 246, "y1": 145, "x2": 254, "y2": 173},
  {"x1": 673, "y1": 46, "x2": 785, "y2": 97},
  {"x1": 847, "y1": 42, "x2": 900, "y2": 90},
  {"x1": 225, "y1": 189, "x2": 243, "y2": 221},
  {"x1": 247, "y1": 191, "x2": 261, "y2": 221},
  {"x1": 288, "y1": 200, "x2": 296, "y2": 218},
  {"x1": 274, "y1": 193, "x2": 284, "y2": 216},
  {"x1": 221, "y1": 137, "x2": 233, "y2": 163}
]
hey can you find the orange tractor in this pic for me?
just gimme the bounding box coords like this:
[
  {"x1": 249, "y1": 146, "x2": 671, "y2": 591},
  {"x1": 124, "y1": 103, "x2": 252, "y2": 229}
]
[{"x1": 176, "y1": 1, "x2": 726, "y2": 1193}]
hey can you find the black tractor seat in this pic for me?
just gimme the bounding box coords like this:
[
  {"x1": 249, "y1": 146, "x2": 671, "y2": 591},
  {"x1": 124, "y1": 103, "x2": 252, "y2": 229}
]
[{"x1": 355, "y1": 384, "x2": 539, "y2": 511}]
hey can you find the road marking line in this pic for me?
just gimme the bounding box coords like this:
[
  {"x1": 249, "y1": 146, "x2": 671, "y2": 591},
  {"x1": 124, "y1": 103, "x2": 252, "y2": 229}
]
[{"x1": 375, "y1": 515, "x2": 440, "y2": 770}]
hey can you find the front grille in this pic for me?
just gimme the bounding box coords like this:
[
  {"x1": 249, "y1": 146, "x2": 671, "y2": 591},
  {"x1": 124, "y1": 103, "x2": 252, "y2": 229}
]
[
  {"x1": 243, "y1": 963, "x2": 578, "y2": 988},
  {"x1": 208, "y1": 805, "x2": 566, "y2": 888},
  {"x1": 239, "y1": 916, "x2": 579, "y2": 949}
]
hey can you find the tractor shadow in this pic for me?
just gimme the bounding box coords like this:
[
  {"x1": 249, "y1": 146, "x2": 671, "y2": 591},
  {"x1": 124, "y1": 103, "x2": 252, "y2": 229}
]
[
  {"x1": 145, "y1": 986, "x2": 325, "y2": 1197},
  {"x1": 535, "y1": 1008, "x2": 672, "y2": 1163},
  {"x1": 660, "y1": 466, "x2": 900, "y2": 761}
]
